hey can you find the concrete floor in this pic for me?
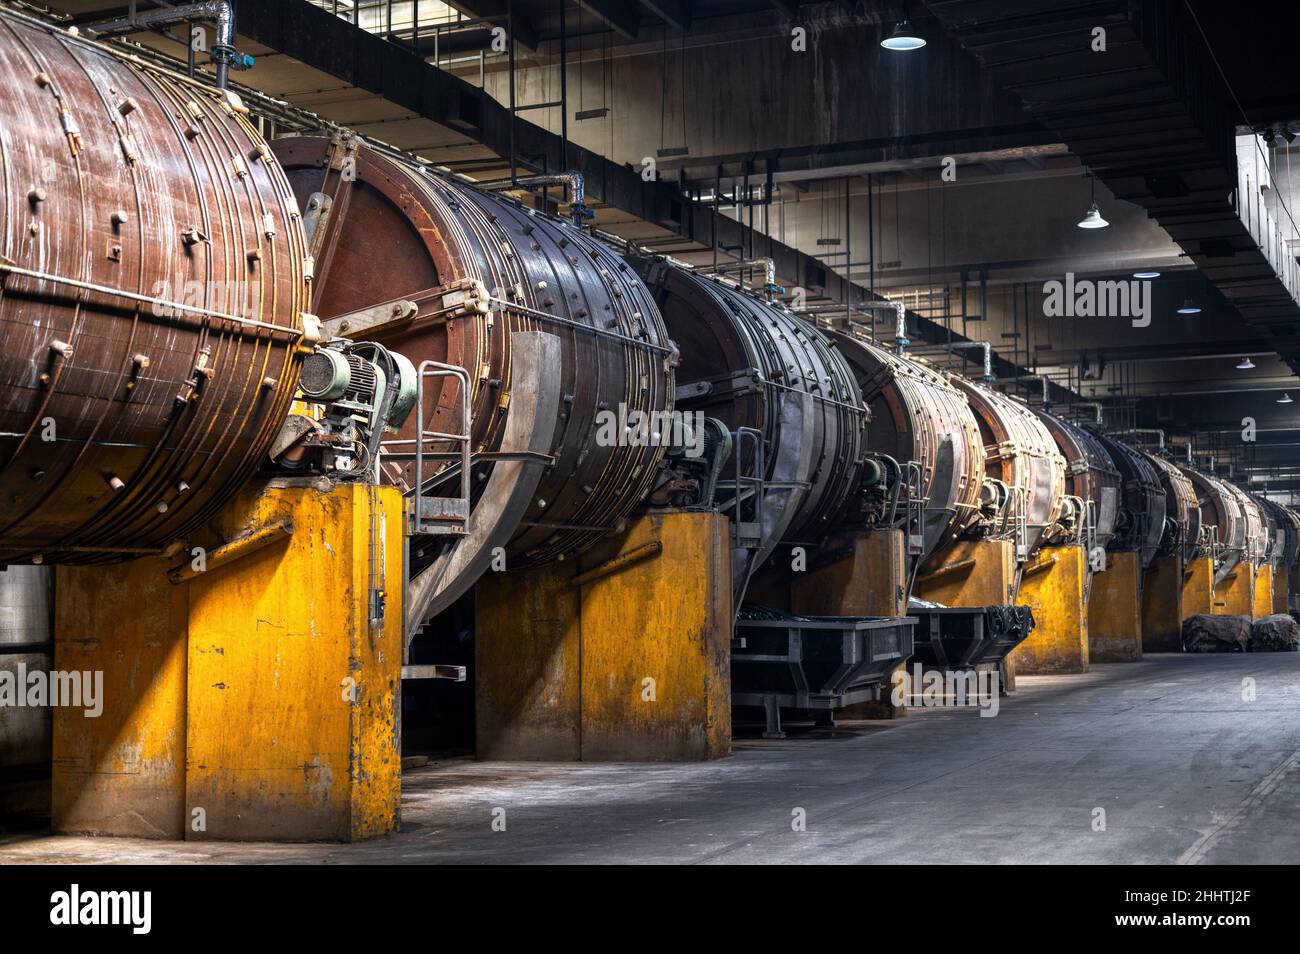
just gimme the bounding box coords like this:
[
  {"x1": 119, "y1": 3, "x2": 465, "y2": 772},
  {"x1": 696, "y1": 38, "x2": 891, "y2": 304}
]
[{"x1": 3, "y1": 653, "x2": 1299, "y2": 864}]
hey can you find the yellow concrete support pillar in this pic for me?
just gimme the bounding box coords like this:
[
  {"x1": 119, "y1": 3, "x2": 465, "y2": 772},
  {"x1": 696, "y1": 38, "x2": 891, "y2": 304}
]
[
  {"x1": 1013, "y1": 545, "x2": 1088, "y2": 674},
  {"x1": 1215, "y1": 563, "x2": 1255, "y2": 617},
  {"x1": 52, "y1": 481, "x2": 404, "y2": 842},
  {"x1": 1141, "y1": 554, "x2": 1184, "y2": 652},
  {"x1": 790, "y1": 529, "x2": 907, "y2": 617},
  {"x1": 1252, "y1": 564, "x2": 1275, "y2": 619},
  {"x1": 1181, "y1": 555, "x2": 1215, "y2": 619},
  {"x1": 1276, "y1": 570, "x2": 1292, "y2": 615},
  {"x1": 1088, "y1": 550, "x2": 1143, "y2": 662},
  {"x1": 914, "y1": 538, "x2": 1018, "y2": 607},
  {"x1": 53, "y1": 556, "x2": 188, "y2": 838},
  {"x1": 476, "y1": 511, "x2": 732, "y2": 761},
  {"x1": 185, "y1": 482, "x2": 403, "y2": 841}
]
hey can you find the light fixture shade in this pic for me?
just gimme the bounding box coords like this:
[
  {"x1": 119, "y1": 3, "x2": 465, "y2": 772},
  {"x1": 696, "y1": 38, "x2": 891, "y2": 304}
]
[
  {"x1": 1279, "y1": 392, "x2": 1295, "y2": 404},
  {"x1": 1077, "y1": 203, "x2": 1109, "y2": 229},
  {"x1": 1237, "y1": 356, "x2": 1256, "y2": 370},
  {"x1": 1133, "y1": 270, "x2": 1161, "y2": 278},
  {"x1": 1176, "y1": 298, "x2": 1202, "y2": 314},
  {"x1": 881, "y1": 21, "x2": 926, "y2": 50}
]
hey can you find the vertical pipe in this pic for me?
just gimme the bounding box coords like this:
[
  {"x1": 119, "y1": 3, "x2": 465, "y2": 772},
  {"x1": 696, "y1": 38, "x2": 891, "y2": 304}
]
[
  {"x1": 713, "y1": 165, "x2": 720, "y2": 273},
  {"x1": 979, "y1": 267, "x2": 988, "y2": 332},
  {"x1": 867, "y1": 173, "x2": 874, "y2": 297},
  {"x1": 508, "y1": 0, "x2": 517, "y2": 185},
  {"x1": 844, "y1": 176, "x2": 851, "y2": 320},
  {"x1": 560, "y1": 0, "x2": 568, "y2": 172}
]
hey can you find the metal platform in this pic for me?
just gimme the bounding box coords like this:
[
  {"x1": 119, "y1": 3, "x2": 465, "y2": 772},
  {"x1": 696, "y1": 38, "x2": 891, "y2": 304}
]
[
  {"x1": 732, "y1": 607, "x2": 916, "y2": 738},
  {"x1": 906, "y1": 603, "x2": 1035, "y2": 671}
]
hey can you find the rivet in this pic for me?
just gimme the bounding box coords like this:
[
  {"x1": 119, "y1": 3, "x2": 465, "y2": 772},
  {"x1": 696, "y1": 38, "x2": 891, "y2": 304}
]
[
  {"x1": 111, "y1": 210, "x2": 129, "y2": 226},
  {"x1": 177, "y1": 481, "x2": 191, "y2": 493},
  {"x1": 106, "y1": 474, "x2": 125, "y2": 492},
  {"x1": 27, "y1": 188, "x2": 46, "y2": 205},
  {"x1": 49, "y1": 339, "x2": 72, "y2": 357},
  {"x1": 261, "y1": 376, "x2": 278, "y2": 389},
  {"x1": 247, "y1": 248, "x2": 261, "y2": 262},
  {"x1": 156, "y1": 501, "x2": 169, "y2": 514}
]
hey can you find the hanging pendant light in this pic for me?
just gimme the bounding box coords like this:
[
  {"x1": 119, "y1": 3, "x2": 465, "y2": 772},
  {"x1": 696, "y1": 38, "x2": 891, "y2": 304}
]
[
  {"x1": 881, "y1": 21, "x2": 926, "y2": 50},
  {"x1": 1279, "y1": 392, "x2": 1294, "y2": 404},
  {"x1": 1177, "y1": 298, "x2": 1202, "y2": 314},
  {"x1": 1077, "y1": 174, "x2": 1108, "y2": 228},
  {"x1": 1236, "y1": 356, "x2": 1256, "y2": 370},
  {"x1": 1133, "y1": 270, "x2": 1161, "y2": 278}
]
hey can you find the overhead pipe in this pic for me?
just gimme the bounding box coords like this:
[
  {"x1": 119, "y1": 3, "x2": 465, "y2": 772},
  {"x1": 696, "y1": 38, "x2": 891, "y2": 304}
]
[
  {"x1": 84, "y1": 1, "x2": 240, "y2": 88},
  {"x1": 1072, "y1": 402, "x2": 1105, "y2": 425},
  {"x1": 948, "y1": 341, "x2": 994, "y2": 381},
  {"x1": 1112, "y1": 428, "x2": 1166, "y2": 450},
  {"x1": 699, "y1": 257, "x2": 781, "y2": 300},
  {"x1": 483, "y1": 171, "x2": 592, "y2": 226},
  {"x1": 852, "y1": 301, "x2": 909, "y2": 354},
  {"x1": 1170, "y1": 438, "x2": 1195, "y2": 464},
  {"x1": 1020, "y1": 374, "x2": 1051, "y2": 406}
]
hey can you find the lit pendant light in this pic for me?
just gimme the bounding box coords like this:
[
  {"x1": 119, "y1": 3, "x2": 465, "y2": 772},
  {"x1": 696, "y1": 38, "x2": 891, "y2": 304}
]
[
  {"x1": 1133, "y1": 270, "x2": 1161, "y2": 279},
  {"x1": 881, "y1": 21, "x2": 926, "y2": 50},
  {"x1": 1077, "y1": 173, "x2": 1108, "y2": 229},
  {"x1": 1236, "y1": 356, "x2": 1256, "y2": 370},
  {"x1": 1177, "y1": 298, "x2": 1201, "y2": 314},
  {"x1": 1279, "y1": 392, "x2": 1294, "y2": 404}
]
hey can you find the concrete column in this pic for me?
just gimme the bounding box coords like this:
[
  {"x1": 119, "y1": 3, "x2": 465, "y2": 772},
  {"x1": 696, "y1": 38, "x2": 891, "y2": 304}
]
[
  {"x1": 1215, "y1": 564, "x2": 1255, "y2": 617},
  {"x1": 1088, "y1": 550, "x2": 1144, "y2": 662},
  {"x1": 476, "y1": 511, "x2": 732, "y2": 761},
  {"x1": 53, "y1": 482, "x2": 404, "y2": 842},
  {"x1": 1252, "y1": 564, "x2": 1275, "y2": 618},
  {"x1": 1015, "y1": 545, "x2": 1089, "y2": 673},
  {"x1": 1141, "y1": 554, "x2": 1184, "y2": 652},
  {"x1": 1181, "y1": 556, "x2": 1215, "y2": 619}
]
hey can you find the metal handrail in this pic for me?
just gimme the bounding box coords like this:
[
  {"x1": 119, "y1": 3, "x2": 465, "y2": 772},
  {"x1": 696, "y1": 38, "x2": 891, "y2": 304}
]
[{"x1": 406, "y1": 360, "x2": 472, "y2": 535}]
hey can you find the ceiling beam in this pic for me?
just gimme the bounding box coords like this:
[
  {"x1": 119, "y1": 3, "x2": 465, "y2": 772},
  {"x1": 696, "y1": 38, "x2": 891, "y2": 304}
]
[
  {"x1": 577, "y1": 0, "x2": 640, "y2": 39},
  {"x1": 445, "y1": 1, "x2": 539, "y2": 52},
  {"x1": 638, "y1": 0, "x2": 691, "y2": 33}
]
